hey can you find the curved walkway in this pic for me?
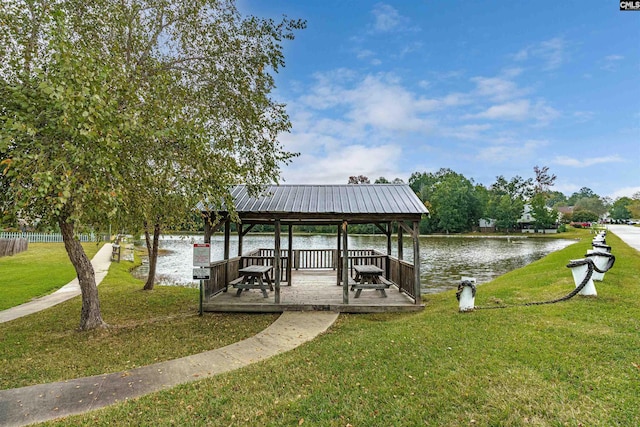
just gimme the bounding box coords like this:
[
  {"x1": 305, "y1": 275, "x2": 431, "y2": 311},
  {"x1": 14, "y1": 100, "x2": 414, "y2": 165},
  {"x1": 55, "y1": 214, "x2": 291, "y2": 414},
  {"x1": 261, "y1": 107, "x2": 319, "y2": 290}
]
[
  {"x1": 0, "y1": 245, "x2": 339, "y2": 427},
  {"x1": 0, "y1": 311, "x2": 338, "y2": 427},
  {"x1": 0, "y1": 243, "x2": 114, "y2": 324}
]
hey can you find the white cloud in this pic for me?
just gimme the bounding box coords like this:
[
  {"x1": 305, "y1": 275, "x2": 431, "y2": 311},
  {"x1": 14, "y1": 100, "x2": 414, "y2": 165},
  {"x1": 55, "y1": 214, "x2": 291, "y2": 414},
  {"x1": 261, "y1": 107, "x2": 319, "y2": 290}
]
[
  {"x1": 467, "y1": 99, "x2": 558, "y2": 124},
  {"x1": 300, "y1": 72, "x2": 463, "y2": 134},
  {"x1": 470, "y1": 76, "x2": 530, "y2": 102},
  {"x1": 514, "y1": 37, "x2": 567, "y2": 70},
  {"x1": 371, "y1": 3, "x2": 406, "y2": 33},
  {"x1": 468, "y1": 100, "x2": 531, "y2": 120},
  {"x1": 476, "y1": 139, "x2": 548, "y2": 163},
  {"x1": 553, "y1": 155, "x2": 624, "y2": 167},
  {"x1": 282, "y1": 144, "x2": 402, "y2": 184},
  {"x1": 602, "y1": 54, "x2": 624, "y2": 71},
  {"x1": 573, "y1": 111, "x2": 595, "y2": 122},
  {"x1": 610, "y1": 186, "x2": 640, "y2": 199},
  {"x1": 441, "y1": 124, "x2": 492, "y2": 140}
]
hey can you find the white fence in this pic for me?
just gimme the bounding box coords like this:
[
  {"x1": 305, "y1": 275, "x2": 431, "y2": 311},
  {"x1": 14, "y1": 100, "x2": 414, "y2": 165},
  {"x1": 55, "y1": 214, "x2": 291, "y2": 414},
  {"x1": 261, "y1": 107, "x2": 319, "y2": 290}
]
[{"x1": 0, "y1": 232, "x2": 98, "y2": 243}]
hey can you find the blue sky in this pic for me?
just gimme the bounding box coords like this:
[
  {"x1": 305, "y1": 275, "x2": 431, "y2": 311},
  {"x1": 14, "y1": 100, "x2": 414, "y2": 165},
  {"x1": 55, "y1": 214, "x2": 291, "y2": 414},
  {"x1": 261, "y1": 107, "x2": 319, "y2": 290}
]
[{"x1": 240, "y1": 1, "x2": 639, "y2": 200}]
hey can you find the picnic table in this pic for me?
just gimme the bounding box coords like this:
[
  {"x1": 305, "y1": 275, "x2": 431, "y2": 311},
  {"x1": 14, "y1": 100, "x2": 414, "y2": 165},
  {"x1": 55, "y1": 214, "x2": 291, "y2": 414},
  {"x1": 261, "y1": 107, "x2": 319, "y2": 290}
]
[
  {"x1": 229, "y1": 265, "x2": 274, "y2": 298},
  {"x1": 351, "y1": 265, "x2": 391, "y2": 298}
]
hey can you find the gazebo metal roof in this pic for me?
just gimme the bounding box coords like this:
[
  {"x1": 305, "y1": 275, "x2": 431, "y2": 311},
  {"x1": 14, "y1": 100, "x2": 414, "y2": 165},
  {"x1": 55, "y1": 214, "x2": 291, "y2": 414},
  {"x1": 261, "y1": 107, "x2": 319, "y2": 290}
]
[{"x1": 216, "y1": 184, "x2": 428, "y2": 223}]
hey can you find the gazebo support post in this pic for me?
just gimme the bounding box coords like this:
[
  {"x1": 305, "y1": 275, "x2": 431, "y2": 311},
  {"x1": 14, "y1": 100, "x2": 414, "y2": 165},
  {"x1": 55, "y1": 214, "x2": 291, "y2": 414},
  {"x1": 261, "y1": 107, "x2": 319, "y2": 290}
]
[
  {"x1": 237, "y1": 223, "x2": 242, "y2": 257},
  {"x1": 203, "y1": 217, "x2": 212, "y2": 244},
  {"x1": 342, "y1": 220, "x2": 349, "y2": 304},
  {"x1": 287, "y1": 224, "x2": 293, "y2": 286},
  {"x1": 386, "y1": 222, "x2": 392, "y2": 279},
  {"x1": 274, "y1": 219, "x2": 281, "y2": 303},
  {"x1": 397, "y1": 224, "x2": 403, "y2": 291},
  {"x1": 336, "y1": 224, "x2": 342, "y2": 284},
  {"x1": 224, "y1": 218, "x2": 230, "y2": 287},
  {"x1": 412, "y1": 221, "x2": 421, "y2": 304}
]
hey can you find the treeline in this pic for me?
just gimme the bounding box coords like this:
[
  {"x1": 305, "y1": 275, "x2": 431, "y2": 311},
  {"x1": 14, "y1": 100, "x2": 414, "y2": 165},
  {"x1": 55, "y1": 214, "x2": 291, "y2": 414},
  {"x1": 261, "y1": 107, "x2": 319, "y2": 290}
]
[
  {"x1": 313, "y1": 168, "x2": 640, "y2": 235},
  {"x1": 203, "y1": 168, "x2": 640, "y2": 236}
]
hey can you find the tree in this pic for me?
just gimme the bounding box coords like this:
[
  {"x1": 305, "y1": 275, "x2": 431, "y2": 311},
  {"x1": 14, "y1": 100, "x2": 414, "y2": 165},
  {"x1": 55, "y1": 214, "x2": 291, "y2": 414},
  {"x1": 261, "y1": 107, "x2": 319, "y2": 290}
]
[
  {"x1": 374, "y1": 177, "x2": 390, "y2": 184},
  {"x1": 485, "y1": 175, "x2": 532, "y2": 232},
  {"x1": 533, "y1": 165, "x2": 556, "y2": 195},
  {"x1": 430, "y1": 173, "x2": 481, "y2": 233},
  {"x1": 574, "y1": 197, "x2": 607, "y2": 218},
  {"x1": 1, "y1": 1, "x2": 304, "y2": 328},
  {"x1": 610, "y1": 197, "x2": 631, "y2": 221},
  {"x1": 568, "y1": 187, "x2": 597, "y2": 205},
  {"x1": 489, "y1": 175, "x2": 534, "y2": 200},
  {"x1": 530, "y1": 193, "x2": 559, "y2": 229},
  {"x1": 409, "y1": 169, "x2": 481, "y2": 233},
  {"x1": 529, "y1": 165, "x2": 558, "y2": 229},
  {"x1": 348, "y1": 175, "x2": 370, "y2": 184},
  {"x1": 572, "y1": 210, "x2": 598, "y2": 223},
  {"x1": 547, "y1": 191, "x2": 568, "y2": 208}
]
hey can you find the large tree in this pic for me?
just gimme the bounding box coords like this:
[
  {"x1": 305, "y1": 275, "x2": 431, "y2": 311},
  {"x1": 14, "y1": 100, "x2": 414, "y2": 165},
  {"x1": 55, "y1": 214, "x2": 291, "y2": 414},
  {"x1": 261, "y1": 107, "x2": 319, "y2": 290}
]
[
  {"x1": 485, "y1": 175, "x2": 532, "y2": 232},
  {"x1": 610, "y1": 197, "x2": 632, "y2": 221},
  {"x1": 568, "y1": 187, "x2": 598, "y2": 206},
  {"x1": 0, "y1": 0, "x2": 304, "y2": 328}
]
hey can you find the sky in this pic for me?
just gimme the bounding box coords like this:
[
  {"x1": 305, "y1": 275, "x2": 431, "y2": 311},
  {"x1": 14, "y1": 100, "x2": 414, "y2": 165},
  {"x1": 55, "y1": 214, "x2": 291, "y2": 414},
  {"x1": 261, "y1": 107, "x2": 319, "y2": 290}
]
[{"x1": 239, "y1": 1, "x2": 639, "y2": 200}]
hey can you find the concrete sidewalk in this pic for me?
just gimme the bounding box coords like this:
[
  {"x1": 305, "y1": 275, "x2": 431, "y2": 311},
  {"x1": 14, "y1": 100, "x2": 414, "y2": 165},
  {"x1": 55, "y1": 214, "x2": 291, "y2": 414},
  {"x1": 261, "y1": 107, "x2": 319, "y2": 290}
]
[
  {"x1": 0, "y1": 243, "x2": 113, "y2": 324},
  {"x1": 608, "y1": 224, "x2": 640, "y2": 252},
  {"x1": 0, "y1": 311, "x2": 339, "y2": 427}
]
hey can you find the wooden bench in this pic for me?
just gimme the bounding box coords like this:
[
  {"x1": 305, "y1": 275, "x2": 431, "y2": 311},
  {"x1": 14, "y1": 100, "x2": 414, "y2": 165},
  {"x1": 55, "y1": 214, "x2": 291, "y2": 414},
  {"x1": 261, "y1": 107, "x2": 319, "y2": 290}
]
[
  {"x1": 351, "y1": 276, "x2": 394, "y2": 298},
  {"x1": 224, "y1": 277, "x2": 245, "y2": 292},
  {"x1": 230, "y1": 265, "x2": 274, "y2": 298},
  {"x1": 377, "y1": 277, "x2": 393, "y2": 287}
]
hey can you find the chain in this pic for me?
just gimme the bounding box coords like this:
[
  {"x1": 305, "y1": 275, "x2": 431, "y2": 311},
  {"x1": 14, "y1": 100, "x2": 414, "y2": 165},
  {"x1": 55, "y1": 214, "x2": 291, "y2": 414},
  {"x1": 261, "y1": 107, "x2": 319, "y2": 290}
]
[{"x1": 473, "y1": 258, "x2": 598, "y2": 310}]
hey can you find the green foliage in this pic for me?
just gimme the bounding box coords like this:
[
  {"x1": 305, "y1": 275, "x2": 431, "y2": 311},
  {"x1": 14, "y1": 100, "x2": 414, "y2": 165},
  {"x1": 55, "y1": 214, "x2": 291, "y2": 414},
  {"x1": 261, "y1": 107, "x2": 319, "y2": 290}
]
[
  {"x1": 547, "y1": 190, "x2": 568, "y2": 208},
  {"x1": 1, "y1": 1, "x2": 305, "y2": 323},
  {"x1": 574, "y1": 197, "x2": 608, "y2": 217},
  {"x1": 409, "y1": 168, "x2": 481, "y2": 233},
  {"x1": 530, "y1": 193, "x2": 559, "y2": 229},
  {"x1": 568, "y1": 187, "x2": 598, "y2": 205},
  {"x1": 610, "y1": 197, "x2": 632, "y2": 221},
  {"x1": 572, "y1": 209, "x2": 599, "y2": 223}
]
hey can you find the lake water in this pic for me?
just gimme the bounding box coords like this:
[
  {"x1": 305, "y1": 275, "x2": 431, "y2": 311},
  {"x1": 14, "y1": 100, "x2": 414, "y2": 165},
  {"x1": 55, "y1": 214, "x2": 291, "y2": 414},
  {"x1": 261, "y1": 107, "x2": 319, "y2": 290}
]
[{"x1": 145, "y1": 234, "x2": 576, "y2": 294}]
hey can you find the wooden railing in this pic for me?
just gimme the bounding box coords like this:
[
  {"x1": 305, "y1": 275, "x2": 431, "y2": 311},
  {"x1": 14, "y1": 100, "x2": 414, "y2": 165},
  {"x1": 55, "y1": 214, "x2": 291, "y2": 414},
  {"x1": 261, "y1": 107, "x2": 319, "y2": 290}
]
[
  {"x1": 240, "y1": 249, "x2": 289, "y2": 282},
  {"x1": 337, "y1": 250, "x2": 388, "y2": 282},
  {"x1": 204, "y1": 256, "x2": 242, "y2": 297},
  {"x1": 204, "y1": 248, "x2": 417, "y2": 303},
  {"x1": 294, "y1": 249, "x2": 336, "y2": 269},
  {"x1": 389, "y1": 257, "x2": 416, "y2": 300}
]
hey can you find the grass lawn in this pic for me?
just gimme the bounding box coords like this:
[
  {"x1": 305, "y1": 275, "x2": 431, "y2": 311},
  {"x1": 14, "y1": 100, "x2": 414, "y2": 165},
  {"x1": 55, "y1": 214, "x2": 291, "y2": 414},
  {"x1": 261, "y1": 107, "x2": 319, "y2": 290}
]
[
  {"x1": 2, "y1": 229, "x2": 639, "y2": 426},
  {"x1": 0, "y1": 257, "x2": 278, "y2": 389},
  {"x1": 0, "y1": 242, "x2": 101, "y2": 310}
]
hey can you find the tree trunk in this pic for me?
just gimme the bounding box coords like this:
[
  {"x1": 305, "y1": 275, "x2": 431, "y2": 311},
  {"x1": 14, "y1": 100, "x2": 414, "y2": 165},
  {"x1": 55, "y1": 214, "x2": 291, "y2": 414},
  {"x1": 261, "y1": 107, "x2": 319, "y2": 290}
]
[
  {"x1": 143, "y1": 222, "x2": 161, "y2": 290},
  {"x1": 59, "y1": 219, "x2": 107, "y2": 330}
]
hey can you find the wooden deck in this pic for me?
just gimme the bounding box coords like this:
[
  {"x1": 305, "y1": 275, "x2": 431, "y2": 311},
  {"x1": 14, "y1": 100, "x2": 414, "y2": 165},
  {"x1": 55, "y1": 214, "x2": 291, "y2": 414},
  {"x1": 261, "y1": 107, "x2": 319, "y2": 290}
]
[{"x1": 203, "y1": 270, "x2": 423, "y2": 313}]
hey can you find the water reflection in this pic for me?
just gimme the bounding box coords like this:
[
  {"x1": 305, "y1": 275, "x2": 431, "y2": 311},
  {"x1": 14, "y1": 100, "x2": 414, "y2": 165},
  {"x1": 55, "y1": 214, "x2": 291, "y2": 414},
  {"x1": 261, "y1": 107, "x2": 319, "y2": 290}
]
[{"x1": 146, "y1": 234, "x2": 576, "y2": 294}]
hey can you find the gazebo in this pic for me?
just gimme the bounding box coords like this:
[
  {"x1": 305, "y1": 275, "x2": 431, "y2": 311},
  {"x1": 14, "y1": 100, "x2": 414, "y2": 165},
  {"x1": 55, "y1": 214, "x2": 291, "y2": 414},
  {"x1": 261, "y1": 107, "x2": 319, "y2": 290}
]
[{"x1": 201, "y1": 184, "x2": 428, "y2": 313}]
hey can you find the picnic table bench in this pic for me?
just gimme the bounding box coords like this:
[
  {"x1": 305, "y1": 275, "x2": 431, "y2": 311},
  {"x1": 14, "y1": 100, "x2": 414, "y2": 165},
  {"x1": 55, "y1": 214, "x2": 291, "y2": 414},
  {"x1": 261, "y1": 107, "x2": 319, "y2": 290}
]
[
  {"x1": 229, "y1": 265, "x2": 274, "y2": 298},
  {"x1": 351, "y1": 265, "x2": 390, "y2": 298}
]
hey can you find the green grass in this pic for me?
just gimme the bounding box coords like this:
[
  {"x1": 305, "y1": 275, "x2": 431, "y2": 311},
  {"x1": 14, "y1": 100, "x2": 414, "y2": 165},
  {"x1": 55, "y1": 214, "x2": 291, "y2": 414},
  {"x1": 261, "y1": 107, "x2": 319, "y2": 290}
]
[
  {"x1": 0, "y1": 242, "x2": 101, "y2": 310},
  {"x1": 0, "y1": 257, "x2": 278, "y2": 389},
  {"x1": 3, "y1": 230, "x2": 639, "y2": 426}
]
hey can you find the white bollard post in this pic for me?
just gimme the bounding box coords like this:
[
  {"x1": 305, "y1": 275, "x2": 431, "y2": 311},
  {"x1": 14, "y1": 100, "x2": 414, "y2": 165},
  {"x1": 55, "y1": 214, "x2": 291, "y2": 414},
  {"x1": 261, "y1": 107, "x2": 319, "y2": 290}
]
[
  {"x1": 585, "y1": 250, "x2": 615, "y2": 281},
  {"x1": 456, "y1": 277, "x2": 476, "y2": 312},
  {"x1": 566, "y1": 259, "x2": 597, "y2": 296}
]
